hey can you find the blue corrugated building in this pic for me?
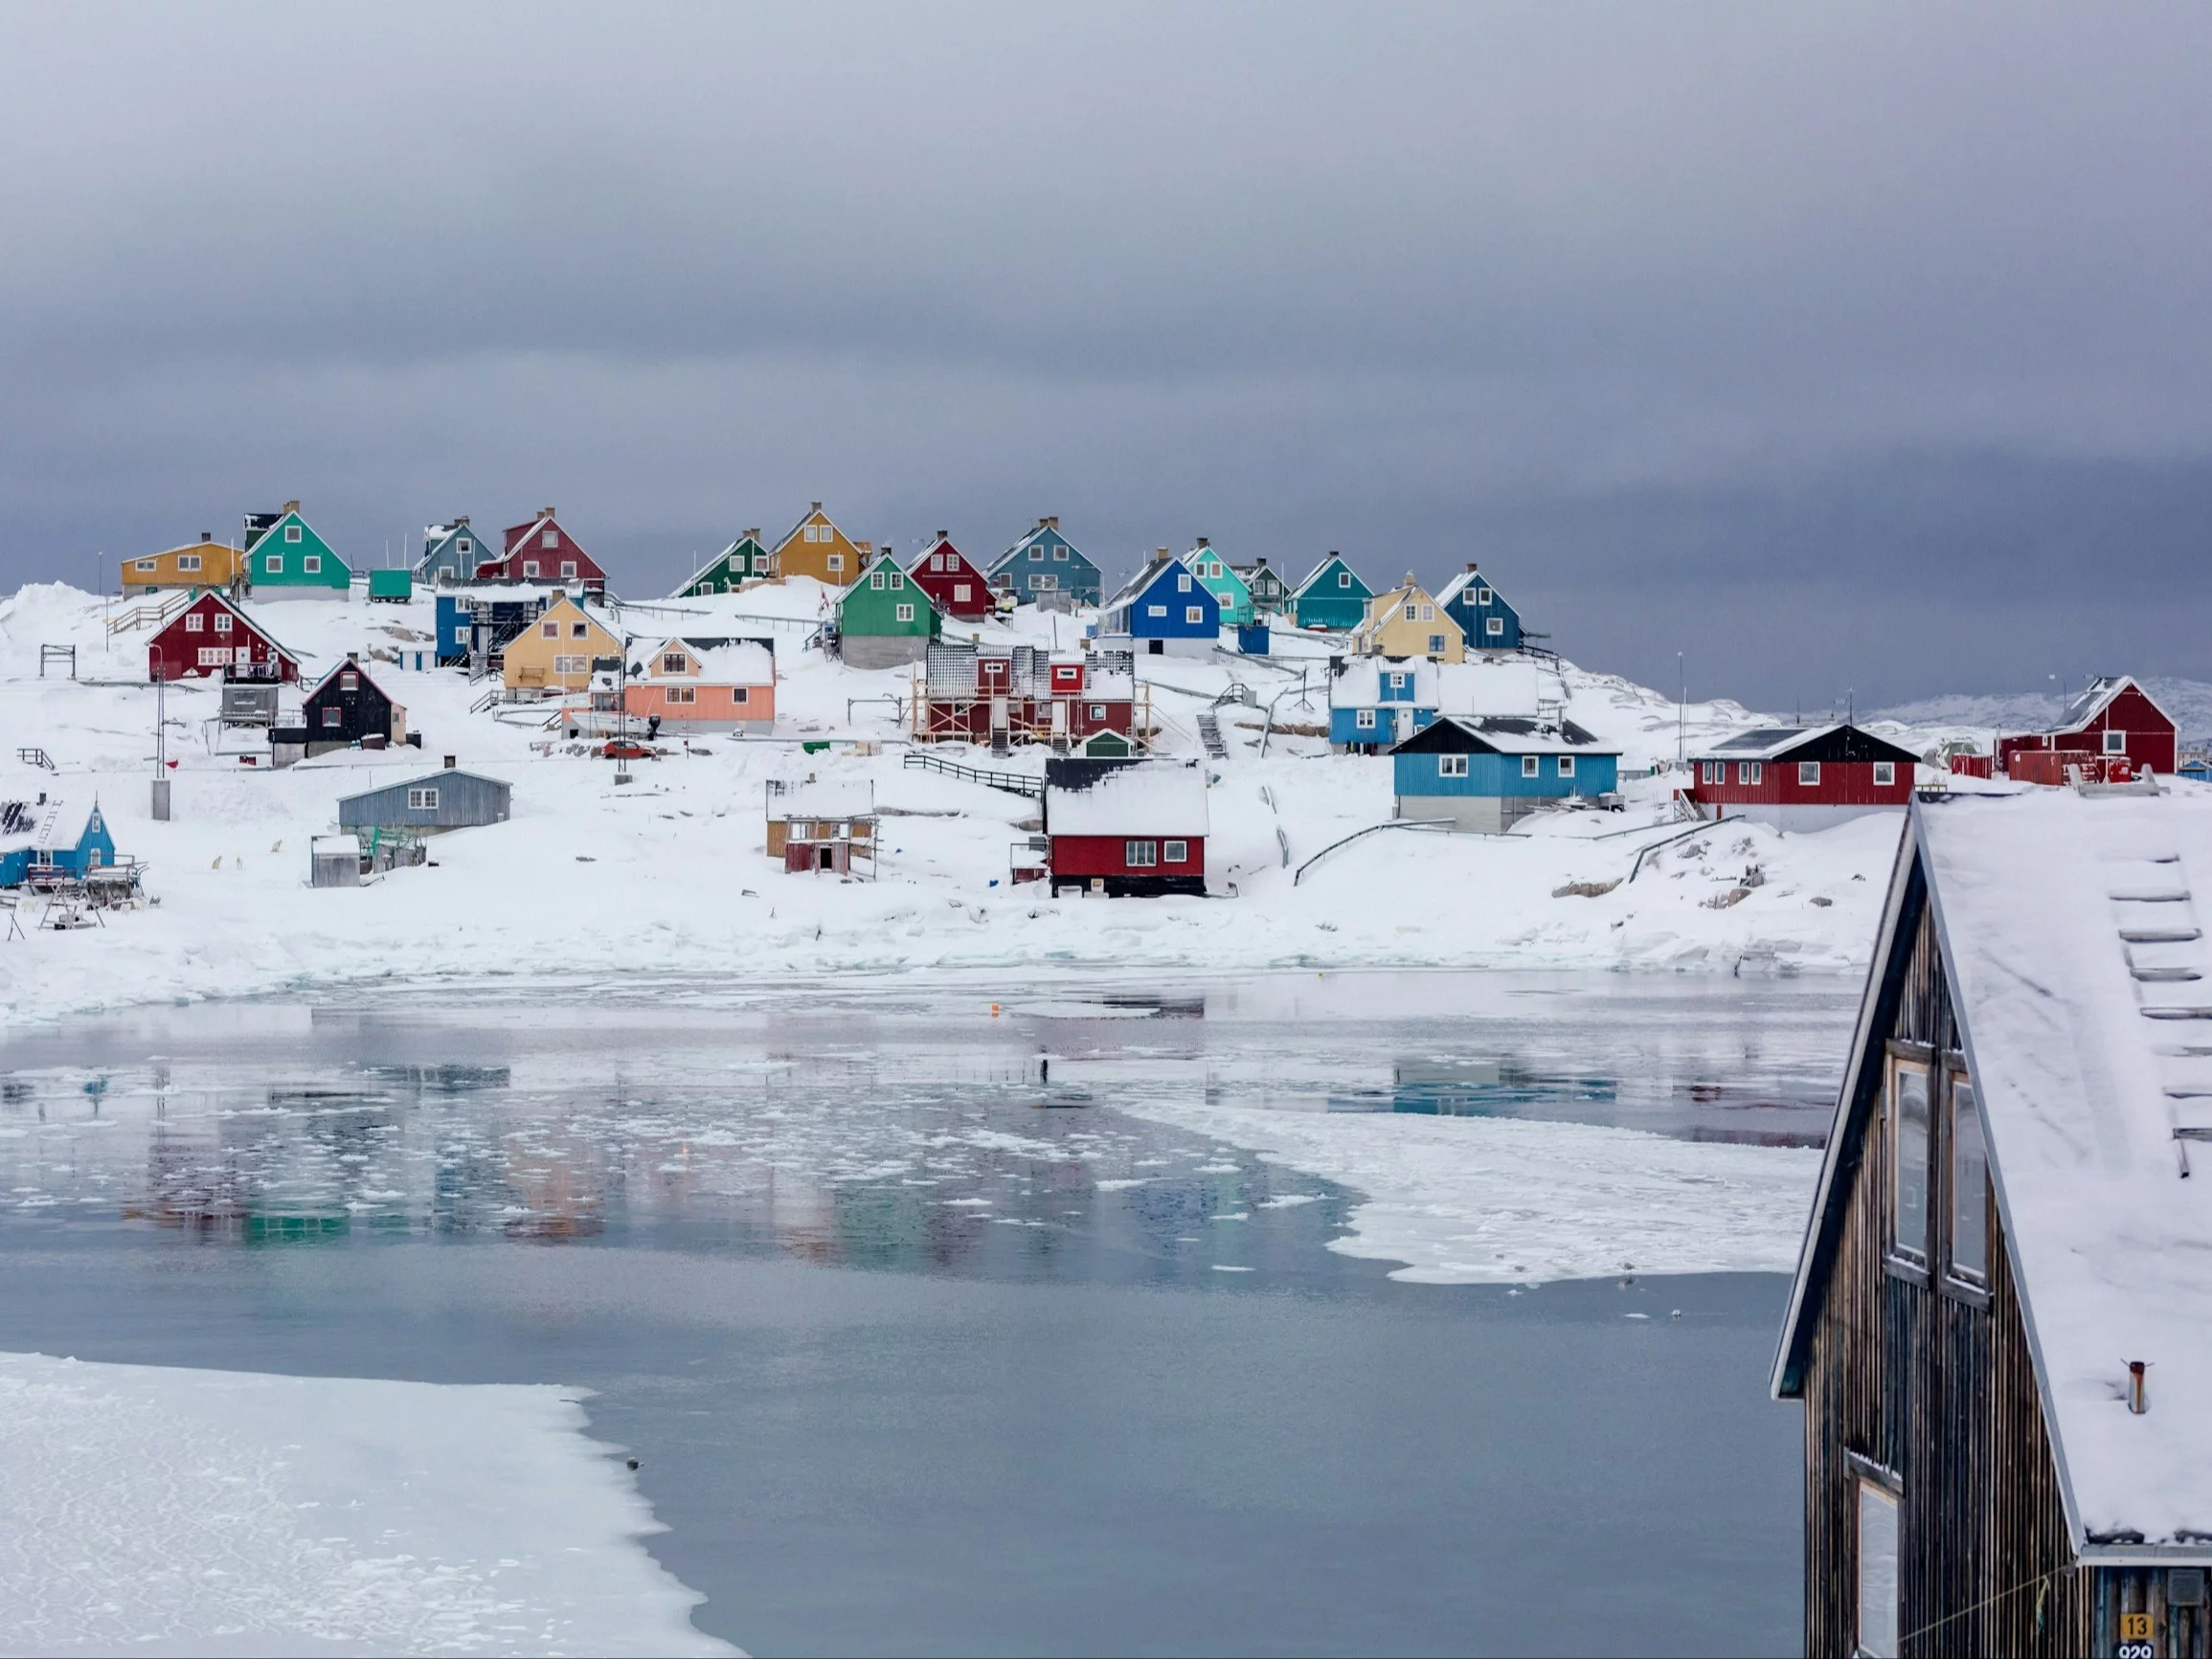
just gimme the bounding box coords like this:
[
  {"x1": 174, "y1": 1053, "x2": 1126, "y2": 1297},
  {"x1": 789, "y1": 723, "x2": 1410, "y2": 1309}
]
[
  {"x1": 1099, "y1": 553, "x2": 1220, "y2": 657},
  {"x1": 1329, "y1": 656, "x2": 1439, "y2": 751},
  {"x1": 0, "y1": 797, "x2": 118, "y2": 885},
  {"x1": 1388, "y1": 716, "x2": 1618, "y2": 834}
]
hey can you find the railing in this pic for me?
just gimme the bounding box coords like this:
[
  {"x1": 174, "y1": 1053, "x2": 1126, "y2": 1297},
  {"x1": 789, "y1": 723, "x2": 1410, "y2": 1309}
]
[
  {"x1": 1627, "y1": 820, "x2": 1719, "y2": 884},
  {"x1": 105, "y1": 593, "x2": 191, "y2": 636},
  {"x1": 901, "y1": 751, "x2": 1044, "y2": 798},
  {"x1": 1292, "y1": 818, "x2": 1454, "y2": 886},
  {"x1": 16, "y1": 749, "x2": 55, "y2": 773}
]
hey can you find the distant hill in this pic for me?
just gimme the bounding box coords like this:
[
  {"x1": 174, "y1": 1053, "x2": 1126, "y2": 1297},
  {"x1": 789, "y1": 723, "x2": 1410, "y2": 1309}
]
[{"x1": 1871, "y1": 676, "x2": 2212, "y2": 748}]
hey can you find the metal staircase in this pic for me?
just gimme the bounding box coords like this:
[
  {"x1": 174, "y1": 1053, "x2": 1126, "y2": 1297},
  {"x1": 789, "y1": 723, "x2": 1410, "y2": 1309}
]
[{"x1": 1197, "y1": 711, "x2": 1229, "y2": 760}]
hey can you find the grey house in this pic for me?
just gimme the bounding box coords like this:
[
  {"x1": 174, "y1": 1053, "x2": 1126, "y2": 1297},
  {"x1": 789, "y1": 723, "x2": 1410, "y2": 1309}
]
[{"x1": 338, "y1": 758, "x2": 511, "y2": 835}]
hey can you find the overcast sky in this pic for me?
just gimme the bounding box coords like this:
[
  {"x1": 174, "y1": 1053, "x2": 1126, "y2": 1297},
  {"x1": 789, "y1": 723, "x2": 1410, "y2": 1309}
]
[{"x1": 3, "y1": 3, "x2": 2206, "y2": 707}]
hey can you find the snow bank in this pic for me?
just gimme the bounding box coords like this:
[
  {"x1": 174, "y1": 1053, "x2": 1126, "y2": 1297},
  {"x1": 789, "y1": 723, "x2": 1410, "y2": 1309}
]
[
  {"x1": 0, "y1": 1353, "x2": 732, "y2": 1658},
  {"x1": 1111, "y1": 1099, "x2": 1822, "y2": 1284}
]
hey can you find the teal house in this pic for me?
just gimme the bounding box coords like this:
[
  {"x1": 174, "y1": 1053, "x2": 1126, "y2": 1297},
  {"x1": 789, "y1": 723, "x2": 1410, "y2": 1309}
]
[
  {"x1": 1389, "y1": 716, "x2": 1618, "y2": 834},
  {"x1": 417, "y1": 519, "x2": 484, "y2": 586},
  {"x1": 677, "y1": 529, "x2": 773, "y2": 596},
  {"x1": 0, "y1": 797, "x2": 118, "y2": 886},
  {"x1": 1289, "y1": 553, "x2": 1372, "y2": 631},
  {"x1": 1185, "y1": 539, "x2": 1254, "y2": 625},
  {"x1": 244, "y1": 502, "x2": 351, "y2": 598}
]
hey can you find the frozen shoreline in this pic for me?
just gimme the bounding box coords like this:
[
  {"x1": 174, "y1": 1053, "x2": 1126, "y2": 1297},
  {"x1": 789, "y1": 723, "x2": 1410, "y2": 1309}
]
[{"x1": 0, "y1": 1353, "x2": 734, "y2": 1658}]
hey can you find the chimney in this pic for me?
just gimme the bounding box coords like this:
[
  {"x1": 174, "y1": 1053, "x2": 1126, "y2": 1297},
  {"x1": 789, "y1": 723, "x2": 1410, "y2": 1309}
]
[
  {"x1": 455, "y1": 515, "x2": 469, "y2": 527},
  {"x1": 1254, "y1": 556, "x2": 1269, "y2": 569},
  {"x1": 443, "y1": 754, "x2": 458, "y2": 770},
  {"x1": 283, "y1": 500, "x2": 300, "y2": 514},
  {"x1": 1157, "y1": 547, "x2": 1169, "y2": 558},
  {"x1": 936, "y1": 529, "x2": 948, "y2": 542},
  {"x1": 1466, "y1": 561, "x2": 1479, "y2": 573},
  {"x1": 347, "y1": 651, "x2": 358, "y2": 662},
  {"x1": 538, "y1": 506, "x2": 555, "y2": 520},
  {"x1": 1044, "y1": 516, "x2": 1059, "y2": 529},
  {"x1": 2130, "y1": 1361, "x2": 2149, "y2": 1414},
  {"x1": 1196, "y1": 537, "x2": 1209, "y2": 549},
  {"x1": 811, "y1": 501, "x2": 824, "y2": 512},
  {"x1": 856, "y1": 540, "x2": 873, "y2": 556},
  {"x1": 746, "y1": 527, "x2": 760, "y2": 541}
]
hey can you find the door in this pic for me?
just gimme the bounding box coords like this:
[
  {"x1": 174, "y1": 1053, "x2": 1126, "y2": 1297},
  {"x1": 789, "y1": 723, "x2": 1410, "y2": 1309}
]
[
  {"x1": 818, "y1": 845, "x2": 836, "y2": 871},
  {"x1": 990, "y1": 695, "x2": 1009, "y2": 733},
  {"x1": 1394, "y1": 707, "x2": 1414, "y2": 742}
]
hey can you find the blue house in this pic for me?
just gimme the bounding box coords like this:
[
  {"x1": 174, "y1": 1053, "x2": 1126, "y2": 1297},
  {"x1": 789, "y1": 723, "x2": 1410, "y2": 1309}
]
[
  {"x1": 0, "y1": 796, "x2": 118, "y2": 886},
  {"x1": 435, "y1": 591, "x2": 555, "y2": 670},
  {"x1": 1436, "y1": 562, "x2": 1524, "y2": 651},
  {"x1": 1388, "y1": 716, "x2": 1618, "y2": 834},
  {"x1": 1099, "y1": 552, "x2": 1220, "y2": 657},
  {"x1": 990, "y1": 517, "x2": 1102, "y2": 609},
  {"x1": 417, "y1": 519, "x2": 485, "y2": 587},
  {"x1": 1288, "y1": 553, "x2": 1373, "y2": 632},
  {"x1": 1329, "y1": 656, "x2": 1440, "y2": 751}
]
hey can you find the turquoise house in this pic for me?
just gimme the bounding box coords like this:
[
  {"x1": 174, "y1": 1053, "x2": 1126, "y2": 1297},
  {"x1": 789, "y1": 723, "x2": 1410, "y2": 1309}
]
[
  {"x1": 1388, "y1": 715, "x2": 1618, "y2": 834},
  {"x1": 1289, "y1": 553, "x2": 1372, "y2": 631},
  {"x1": 244, "y1": 502, "x2": 351, "y2": 598},
  {"x1": 0, "y1": 797, "x2": 118, "y2": 886},
  {"x1": 1185, "y1": 539, "x2": 1254, "y2": 625}
]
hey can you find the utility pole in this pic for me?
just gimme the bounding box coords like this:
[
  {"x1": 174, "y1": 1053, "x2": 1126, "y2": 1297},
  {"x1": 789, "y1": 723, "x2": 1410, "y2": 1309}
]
[
  {"x1": 151, "y1": 675, "x2": 171, "y2": 821},
  {"x1": 1676, "y1": 651, "x2": 1685, "y2": 771}
]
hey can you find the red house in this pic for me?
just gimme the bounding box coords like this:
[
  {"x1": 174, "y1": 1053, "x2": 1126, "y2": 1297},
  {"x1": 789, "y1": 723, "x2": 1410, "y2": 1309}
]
[
  {"x1": 1043, "y1": 758, "x2": 1207, "y2": 896},
  {"x1": 1998, "y1": 676, "x2": 2177, "y2": 777},
  {"x1": 147, "y1": 592, "x2": 299, "y2": 684},
  {"x1": 915, "y1": 640, "x2": 1139, "y2": 747},
  {"x1": 475, "y1": 507, "x2": 607, "y2": 594},
  {"x1": 907, "y1": 533, "x2": 994, "y2": 621},
  {"x1": 1688, "y1": 723, "x2": 1918, "y2": 831}
]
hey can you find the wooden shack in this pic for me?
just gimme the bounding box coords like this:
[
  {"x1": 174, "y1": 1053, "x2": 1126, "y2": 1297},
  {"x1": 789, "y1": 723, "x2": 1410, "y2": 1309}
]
[
  {"x1": 1773, "y1": 789, "x2": 2212, "y2": 1656},
  {"x1": 764, "y1": 779, "x2": 876, "y2": 876}
]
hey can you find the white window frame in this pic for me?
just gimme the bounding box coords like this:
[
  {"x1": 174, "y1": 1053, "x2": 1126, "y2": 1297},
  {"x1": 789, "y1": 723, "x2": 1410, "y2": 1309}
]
[
  {"x1": 1125, "y1": 840, "x2": 1158, "y2": 868},
  {"x1": 1485, "y1": 617, "x2": 1504, "y2": 637},
  {"x1": 1558, "y1": 755, "x2": 1575, "y2": 777},
  {"x1": 1798, "y1": 760, "x2": 1820, "y2": 786},
  {"x1": 1088, "y1": 704, "x2": 1106, "y2": 720},
  {"x1": 666, "y1": 684, "x2": 696, "y2": 705},
  {"x1": 264, "y1": 554, "x2": 283, "y2": 573},
  {"x1": 870, "y1": 571, "x2": 887, "y2": 590},
  {"x1": 560, "y1": 561, "x2": 577, "y2": 580},
  {"x1": 408, "y1": 787, "x2": 440, "y2": 810},
  {"x1": 2104, "y1": 729, "x2": 2127, "y2": 754},
  {"x1": 1337, "y1": 571, "x2": 1351, "y2": 588},
  {"x1": 1163, "y1": 840, "x2": 1188, "y2": 863},
  {"x1": 542, "y1": 528, "x2": 559, "y2": 549},
  {"x1": 1053, "y1": 546, "x2": 1069, "y2": 561},
  {"x1": 185, "y1": 613, "x2": 204, "y2": 633},
  {"x1": 1948, "y1": 1071, "x2": 1989, "y2": 1288},
  {"x1": 302, "y1": 555, "x2": 321, "y2": 573},
  {"x1": 541, "y1": 621, "x2": 558, "y2": 639},
  {"x1": 1355, "y1": 708, "x2": 1376, "y2": 730},
  {"x1": 284, "y1": 524, "x2": 302, "y2": 544},
  {"x1": 1873, "y1": 760, "x2": 1896, "y2": 787},
  {"x1": 1476, "y1": 586, "x2": 1492, "y2": 605},
  {"x1": 135, "y1": 558, "x2": 157, "y2": 572},
  {"x1": 1741, "y1": 761, "x2": 1762, "y2": 785},
  {"x1": 954, "y1": 583, "x2": 971, "y2": 601},
  {"x1": 456, "y1": 537, "x2": 472, "y2": 555},
  {"x1": 1177, "y1": 573, "x2": 1191, "y2": 593},
  {"x1": 1438, "y1": 754, "x2": 1468, "y2": 778},
  {"x1": 321, "y1": 707, "x2": 344, "y2": 729},
  {"x1": 1521, "y1": 754, "x2": 1540, "y2": 777},
  {"x1": 523, "y1": 560, "x2": 540, "y2": 578},
  {"x1": 177, "y1": 554, "x2": 201, "y2": 572},
  {"x1": 1856, "y1": 1478, "x2": 1900, "y2": 1659},
  {"x1": 1888, "y1": 1055, "x2": 1931, "y2": 1268},
  {"x1": 1185, "y1": 606, "x2": 1205, "y2": 624},
  {"x1": 571, "y1": 621, "x2": 590, "y2": 639},
  {"x1": 895, "y1": 603, "x2": 915, "y2": 622},
  {"x1": 826, "y1": 553, "x2": 845, "y2": 572},
  {"x1": 213, "y1": 613, "x2": 233, "y2": 635},
  {"x1": 1146, "y1": 604, "x2": 1167, "y2": 618},
  {"x1": 197, "y1": 646, "x2": 228, "y2": 666}
]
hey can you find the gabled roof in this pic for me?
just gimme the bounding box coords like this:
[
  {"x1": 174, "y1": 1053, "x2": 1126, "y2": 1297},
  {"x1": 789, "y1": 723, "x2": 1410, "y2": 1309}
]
[
  {"x1": 305, "y1": 657, "x2": 395, "y2": 702},
  {"x1": 1290, "y1": 553, "x2": 1370, "y2": 599},
  {"x1": 773, "y1": 504, "x2": 846, "y2": 553},
  {"x1": 1388, "y1": 714, "x2": 1613, "y2": 756},
  {"x1": 337, "y1": 769, "x2": 509, "y2": 808},
  {"x1": 2053, "y1": 675, "x2": 2173, "y2": 736},
  {"x1": 1698, "y1": 723, "x2": 1919, "y2": 766},
  {"x1": 1775, "y1": 791, "x2": 2212, "y2": 1557},
  {"x1": 990, "y1": 520, "x2": 1092, "y2": 576},
  {"x1": 907, "y1": 534, "x2": 982, "y2": 576},
  {"x1": 1044, "y1": 759, "x2": 1208, "y2": 838},
  {"x1": 504, "y1": 512, "x2": 571, "y2": 556},
  {"x1": 165, "y1": 592, "x2": 300, "y2": 660},
  {"x1": 1435, "y1": 566, "x2": 1514, "y2": 609},
  {"x1": 637, "y1": 637, "x2": 775, "y2": 683},
  {"x1": 1103, "y1": 554, "x2": 1205, "y2": 614}
]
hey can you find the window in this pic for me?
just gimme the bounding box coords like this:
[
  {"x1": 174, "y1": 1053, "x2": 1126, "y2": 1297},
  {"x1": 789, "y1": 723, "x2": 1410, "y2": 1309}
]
[
  {"x1": 572, "y1": 621, "x2": 590, "y2": 639},
  {"x1": 1420, "y1": 604, "x2": 1433, "y2": 620},
  {"x1": 1486, "y1": 617, "x2": 1504, "y2": 637},
  {"x1": 1438, "y1": 754, "x2": 1469, "y2": 777},
  {"x1": 733, "y1": 687, "x2": 749, "y2": 704},
  {"x1": 1125, "y1": 841, "x2": 1159, "y2": 867},
  {"x1": 827, "y1": 554, "x2": 844, "y2": 572},
  {"x1": 1146, "y1": 604, "x2": 1166, "y2": 617},
  {"x1": 340, "y1": 671, "x2": 357, "y2": 691},
  {"x1": 662, "y1": 653, "x2": 688, "y2": 674},
  {"x1": 1185, "y1": 606, "x2": 1205, "y2": 624},
  {"x1": 870, "y1": 572, "x2": 887, "y2": 590},
  {"x1": 1558, "y1": 755, "x2": 1575, "y2": 777},
  {"x1": 888, "y1": 572, "x2": 903, "y2": 589},
  {"x1": 284, "y1": 524, "x2": 302, "y2": 544},
  {"x1": 1356, "y1": 708, "x2": 1376, "y2": 730},
  {"x1": 1338, "y1": 571, "x2": 1351, "y2": 588},
  {"x1": 804, "y1": 525, "x2": 821, "y2": 542},
  {"x1": 1950, "y1": 1075, "x2": 1988, "y2": 1286},
  {"x1": 1700, "y1": 760, "x2": 1719, "y2": 784},
  {"x1": 954, "y1": 583, "x2": 971, "y2": 601},
  {"x1": 1798, "y1": 761, "x2": 1820, "y2": 786},
  {"x1": 1053, "y1": 546, "x2": 1069, "y2": 560},
  {"x1": 1029, "y1": 547, "x2": 1044, "y2": 561},
  {"x1": 1741, "y1": 760, "x2": 1762, "y2": 785},
  {"x1": 1889, "y1": 1057, "x2": 1930, "y2": 1267},
  {"x1": 666, "y1": 684, "x2": 696, "y2": 704},
  {"x1": 1857, "y1": 1481, "x2": 1900, "y2": 1659},
  {"x1": 1088, "y1": 704, "x2": 1106, "y2": 720},
  {"x1": 1388, "y1": 672, "x2": 1407, "y2": 690},
  {"x1": 1476, "y1": 587, "x2": 1492, "y2": 605},
  {"x1": 2104, "y1": 729, "x2": 2127, "y2": 754},
  {"x1": 541, "y1": 529, "x2": 559, "y2": 549},
  {"x1": 541, "y1": 621, "x2": 558, "y2": 639},
  {"x1": 895, "y1": 603, "x2": 915, "y2": 622},
  {"x1": 1873, "y1": 761, "x2": 1896, "y2": 787},
  {"x1": 1428, "y1": 635, "x2": 1446, "y2": 654},
  {"x1": 186, "y1": 613, "x2": 204, "y2": 632},
  {"x1": 1522, "y1": 754, "x2": 1540, "y2": 777},
  {"x1": 302, "y1": 555, "x2": 321, "y2": 573},
  {"x1": 454, "y1": 626, "x2": 468, "y2": 646},
  {"x1": 553, "y1": 654, "x2": 584, "y2": 673},
  {"x1": 457, "y1": 537, "x2": 471, "y2": 554},
  {"x1": 560, "y1": 561, "x2": 577, "y2": 580},
  {"x1": 213, "y1": 613, "x2": 233, "y2": 635},
  {"x1": 1033, "y1": 573, "x2": 1057, "y2": 592},
  {"x1": 265, "y1": 555, "x2": 283, "y2": 573},
  {"x1": 321, "y1": 707, "x2": 343, "y2": 728},
  {"x1": 135, "y1": 558, "x2": 157, "y2": 572},
  {"x1": 408, "y1": 788, "x2": 439, "y2": 810},
  {"x1": 523, "y1": 560, "x2": 540, "y2": 578},
  {"x1": 197, "y1": 646, "x2": 229, "y2": 666},
  {"x1": 1164, "y1": 840, "x2": 1189, "y2": 863},
  {"x1": 178, "y1": 554, "x2": 201, "y2": 572}
]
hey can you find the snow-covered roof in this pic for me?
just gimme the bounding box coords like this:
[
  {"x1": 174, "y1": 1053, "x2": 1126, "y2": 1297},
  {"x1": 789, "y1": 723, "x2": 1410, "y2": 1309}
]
[
  {"x1": 1704, "y1": 724, "x2": 1842, "y2": 758},
  {"x1": 1434, "y1": 567, "x2": 1510, "y2": 609},
  {"x1": 1438, "y1": 660, "x2": 1545, "y2": 718},
  {"x1": 2053, "y1": 675, "x2": 2159, "y2": 735},
  {"x1": 1290, "y1": 554, "x2": 1366, "y2": 599},
  {"x1": 771, "y1": 781, "x2": 872, "y2": 821},
  {"x1": 1102, "y1": 555, "x2": 1181, "y2": 613},
  {"x1": 640, "y1": 639, "x2": 774, "y2": 684},
  {"x1": 1788, "y1": 790, "x2": 2212, "y2": 1556},
  {"x1": 1399, "y1": 715, "x2": 1613, "y2": 756},
  {"x1": 1045, "y1": 761, "x2": 1208, "y2": 838}
]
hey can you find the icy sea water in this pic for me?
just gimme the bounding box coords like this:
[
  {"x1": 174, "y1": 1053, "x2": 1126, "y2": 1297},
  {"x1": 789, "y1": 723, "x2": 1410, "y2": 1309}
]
[{"x1": 0, "y1": 970, "x2": 1854, "y2": 1657}]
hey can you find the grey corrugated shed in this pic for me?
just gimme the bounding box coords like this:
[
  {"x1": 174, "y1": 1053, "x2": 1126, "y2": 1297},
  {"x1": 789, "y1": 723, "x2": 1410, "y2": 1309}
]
[{"x1": 337, "y1": 769, "x2": 511, "y2": 832}]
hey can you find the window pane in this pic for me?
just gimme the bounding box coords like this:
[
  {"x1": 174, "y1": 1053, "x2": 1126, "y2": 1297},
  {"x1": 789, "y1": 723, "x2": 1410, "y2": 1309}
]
[
  {"x1": 1893, "y1": 1064, "x2": 1930, "y2": 1263},
  {"x1": 1951, "y1": 1078, "x2": 1989, "y2": 1283},
  {"x1": 1857, "y1": 1483, "x2": 1899, "y2": 1658}
]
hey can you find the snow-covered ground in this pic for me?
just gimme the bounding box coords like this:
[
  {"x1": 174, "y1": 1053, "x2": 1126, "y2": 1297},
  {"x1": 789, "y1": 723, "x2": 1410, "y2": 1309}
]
[
  {"x1": 1870, "y1": 674, "x2": 2212, "y2": 750},
  {"x1": 0, "y1": 581, "x2": 1917, "y2": 1025},
  {"x1": 0, "y1": 1352, "x2": 730, "y2": 1658}
]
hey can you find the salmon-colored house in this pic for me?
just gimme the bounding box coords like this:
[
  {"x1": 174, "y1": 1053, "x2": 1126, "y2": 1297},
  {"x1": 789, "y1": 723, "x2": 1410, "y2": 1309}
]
[{"x1": 624, "y1": 637, "x2": 776, "y2": 732}]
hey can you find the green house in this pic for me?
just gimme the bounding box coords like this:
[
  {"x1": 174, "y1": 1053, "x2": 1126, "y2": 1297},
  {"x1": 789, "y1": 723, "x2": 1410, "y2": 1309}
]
[
  {"x1": 1289, "y1": 551, "x2": 1373, "y2": 631},
  {"x1": 1185, "y1": 539, "x2": 1254, "y2": 625},
  {"x1": 676, "y1": 529, "x2": 773, "y2": 596},
  {"x1": 837, "y1": 549, "x2": 941, "y2": 668},
  {"x1": 242, "y1": 502, "x2": 351, "y2": 598}
]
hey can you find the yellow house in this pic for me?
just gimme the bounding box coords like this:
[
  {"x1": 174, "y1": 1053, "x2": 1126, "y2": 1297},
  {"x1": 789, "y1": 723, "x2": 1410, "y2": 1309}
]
[
  {"x1": 770, "y1": 503, "x2": 866, "y2": 584},
  {"x1": 1352, "y1": 574, "x2": 1466, "y2": 662},
  {"x1": 502, "y1": 595, "x2": 624, "y2": 695},
  {"x1": 121, "y1": 536, "x2": 248, "y2": 594}
]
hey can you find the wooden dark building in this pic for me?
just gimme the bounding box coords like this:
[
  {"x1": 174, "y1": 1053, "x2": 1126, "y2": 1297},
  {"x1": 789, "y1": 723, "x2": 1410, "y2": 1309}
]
[
  {"x1": 273, "y1": 654, "x2": 409, "y2": 763},
  {"x1": 1774, "y1": 788, "x2": 2212, "y2": 1656}
]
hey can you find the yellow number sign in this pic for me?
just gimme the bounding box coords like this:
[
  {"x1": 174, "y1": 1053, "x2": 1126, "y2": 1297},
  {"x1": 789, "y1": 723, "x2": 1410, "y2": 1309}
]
[{"x1": 2120, "y1": 1611, "x2": 2153, "y2": 1640}]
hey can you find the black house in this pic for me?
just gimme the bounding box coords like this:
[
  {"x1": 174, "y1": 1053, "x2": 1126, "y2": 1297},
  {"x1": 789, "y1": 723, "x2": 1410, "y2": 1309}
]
[
  {"x1": 273, "y1": 654, "x2": 411, "y2": 764},
  {"x1": 1774, "y1": 789, "x2": 2212, "y2": 1656}
]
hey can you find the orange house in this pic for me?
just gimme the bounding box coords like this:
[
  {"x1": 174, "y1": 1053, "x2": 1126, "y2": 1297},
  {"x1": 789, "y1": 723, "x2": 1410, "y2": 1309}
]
[
  {"x1": 122, "y1": 535, "x2": 249, "y2": 594},
  {"x1": 770, "y1": 503, "x2": 866, "y2": 584},
  {"x1": 624, "y1": 637, "x2": 776, "y2": 732}
]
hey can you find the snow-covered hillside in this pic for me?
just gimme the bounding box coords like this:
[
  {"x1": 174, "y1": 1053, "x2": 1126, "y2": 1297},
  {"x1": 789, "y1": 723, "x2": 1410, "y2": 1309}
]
[
  {"x1": 0, "y1": 581, "x2": 1911, "y2": 1024},
  {"x1": 1872, "y1": 676, "x2": 2212, "y2": 747}
]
